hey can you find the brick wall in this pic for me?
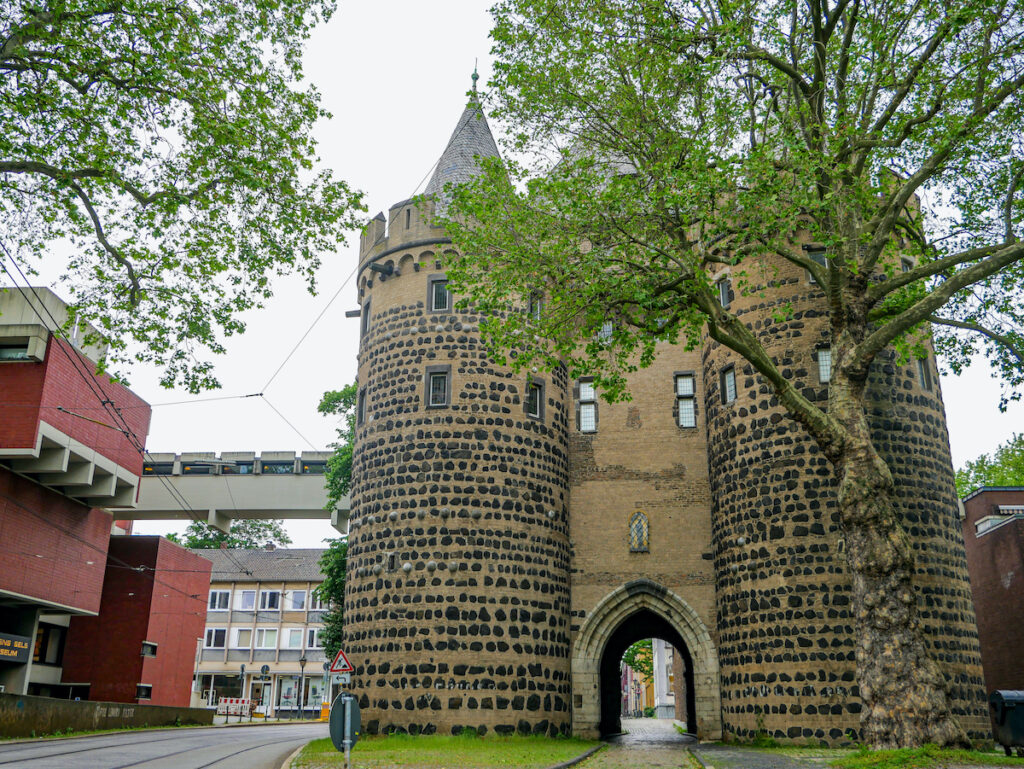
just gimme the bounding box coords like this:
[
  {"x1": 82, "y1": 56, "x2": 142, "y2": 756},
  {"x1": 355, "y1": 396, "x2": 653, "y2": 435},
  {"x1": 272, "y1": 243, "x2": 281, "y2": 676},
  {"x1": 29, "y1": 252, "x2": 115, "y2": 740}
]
[
  {"x1": 0, "y1": 468, "x2": 108, "y2": 614},
  {"x1": 62, "y1": 537, "x2": 210, "y2": 706},
  {"x1": 961, "y1": 489, "x2": 1024, "y2": 693}
]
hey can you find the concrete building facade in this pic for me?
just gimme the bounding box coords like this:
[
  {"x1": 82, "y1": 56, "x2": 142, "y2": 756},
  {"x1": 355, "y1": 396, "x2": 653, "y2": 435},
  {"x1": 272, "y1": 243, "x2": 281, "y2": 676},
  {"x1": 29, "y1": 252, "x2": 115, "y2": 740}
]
[
  {"x1": 960, "y1": 487, "x2": 1024, "y2": 694},
  {"x1": 343, "y1": 87, "x2": 987, "y2": 743},
  {"x1": 191, "y1": 548, "x2": 331, "y2": 717}
]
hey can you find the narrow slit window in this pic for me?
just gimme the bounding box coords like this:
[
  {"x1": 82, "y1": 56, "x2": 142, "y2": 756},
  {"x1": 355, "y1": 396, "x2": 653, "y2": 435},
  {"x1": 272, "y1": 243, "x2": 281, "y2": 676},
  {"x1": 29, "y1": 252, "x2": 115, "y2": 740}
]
[
  {"x1": 405, "y1": 208, "x2": 411, "y2": 229},
  {"x1": 429, "y1": 372, "x2": 449, "y2": 407},
  {"x1": 528, "y1": 292, "x2": 542, "y2": 321},
  {"x1": 817, "y1": 348, "x2": 832, "y2": 383},
  {"x1": 361, "y1": 300, "x2": 371, "y2": 338},
  {"x1": 629, "y1": 512, "x2": 650, "y2": 553},
  {"x1": 579, "y1": 380, "x2": 597, "y2": 433},
  {"x1": 357, "y1": 388, "x2": 366, "y2": 426},
  {"x1": 721, "y1": 366, "x2": 737, "y2": 404},
  {"x1": 675, "y1": 374, "x2": 696, "y2": 428},
  {"x1": 526, "y1": 381, "x2": 544, "y2": 419},
  {"x1": 916, "y1": 357, "x2": 933, "y2": 391},
  {"x1": 717, "y1": 278, "x2": 730, "y2": 308}
]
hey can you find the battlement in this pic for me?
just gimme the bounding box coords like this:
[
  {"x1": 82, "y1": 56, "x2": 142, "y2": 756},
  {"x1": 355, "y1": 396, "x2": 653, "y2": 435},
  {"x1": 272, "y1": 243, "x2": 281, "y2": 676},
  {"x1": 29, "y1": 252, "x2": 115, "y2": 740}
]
[{"x1": 358, "y1": 196, "x2": 447, "y2": 269}]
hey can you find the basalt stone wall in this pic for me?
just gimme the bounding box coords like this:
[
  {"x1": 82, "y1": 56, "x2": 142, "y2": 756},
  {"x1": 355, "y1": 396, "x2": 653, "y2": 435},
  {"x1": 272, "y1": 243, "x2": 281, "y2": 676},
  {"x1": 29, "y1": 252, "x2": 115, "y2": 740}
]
[
  {"x1": 703, "y1": 256, "x2": 986, "y2": 743},
  {"x1": 344, "y1": 199, "x2": 573, "y2": 737}
]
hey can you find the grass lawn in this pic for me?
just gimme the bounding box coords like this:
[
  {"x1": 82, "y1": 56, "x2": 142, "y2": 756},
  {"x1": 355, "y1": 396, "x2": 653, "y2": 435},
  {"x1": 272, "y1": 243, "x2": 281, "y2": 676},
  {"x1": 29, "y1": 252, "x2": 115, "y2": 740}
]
[
  {"x1": 291, "y1": 733, "x2": 602, "y2": 769},
  {"x1": 830, "y1": 745, "x2": 1024, "y2": 769}
]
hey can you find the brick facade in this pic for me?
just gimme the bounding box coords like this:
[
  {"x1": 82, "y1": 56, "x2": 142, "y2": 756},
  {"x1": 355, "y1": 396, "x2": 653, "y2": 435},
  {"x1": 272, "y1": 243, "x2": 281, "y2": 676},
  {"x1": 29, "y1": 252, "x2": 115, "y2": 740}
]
[
  {"x1": 61, "y1": 536, "x2": 210, "y2": 707},
  {"x1": 961, "y1": 488, "x2": 1024, "y2": 694}
]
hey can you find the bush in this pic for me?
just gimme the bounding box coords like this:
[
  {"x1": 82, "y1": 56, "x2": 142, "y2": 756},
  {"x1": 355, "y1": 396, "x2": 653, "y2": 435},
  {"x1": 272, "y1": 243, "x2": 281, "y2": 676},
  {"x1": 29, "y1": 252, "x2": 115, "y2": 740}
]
[{"x1": 643, "y1": 706, "x2": 656, "y2": 718}]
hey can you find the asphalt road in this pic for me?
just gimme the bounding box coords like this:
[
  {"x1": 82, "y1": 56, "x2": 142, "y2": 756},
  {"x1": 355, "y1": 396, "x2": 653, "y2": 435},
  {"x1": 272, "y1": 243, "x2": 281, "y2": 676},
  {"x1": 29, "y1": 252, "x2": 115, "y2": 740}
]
[{"x1": 0, "y1": 722, "x2": 327, "y2": 769}]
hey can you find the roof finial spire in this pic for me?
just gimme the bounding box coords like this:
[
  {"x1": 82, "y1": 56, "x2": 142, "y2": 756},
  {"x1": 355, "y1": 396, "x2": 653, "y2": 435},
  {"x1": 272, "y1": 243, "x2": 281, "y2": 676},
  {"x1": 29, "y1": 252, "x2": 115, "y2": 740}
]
[{"x1": 471, "y1": 60, "x2": 479, "y2": 94}]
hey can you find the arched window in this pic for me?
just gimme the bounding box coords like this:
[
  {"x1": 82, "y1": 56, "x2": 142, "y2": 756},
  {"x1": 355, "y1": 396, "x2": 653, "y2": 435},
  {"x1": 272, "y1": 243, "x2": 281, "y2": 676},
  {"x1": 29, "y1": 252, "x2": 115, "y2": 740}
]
[{"x1": 629, "y1": 512, "x2": 649, "y2": 553}]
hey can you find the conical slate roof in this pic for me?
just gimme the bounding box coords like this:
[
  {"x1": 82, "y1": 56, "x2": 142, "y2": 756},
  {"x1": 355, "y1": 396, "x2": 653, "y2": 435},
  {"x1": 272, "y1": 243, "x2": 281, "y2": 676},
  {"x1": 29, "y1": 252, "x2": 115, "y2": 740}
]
[{"x1": 424, "y1": 91, "x2": 500, "y2": 198}]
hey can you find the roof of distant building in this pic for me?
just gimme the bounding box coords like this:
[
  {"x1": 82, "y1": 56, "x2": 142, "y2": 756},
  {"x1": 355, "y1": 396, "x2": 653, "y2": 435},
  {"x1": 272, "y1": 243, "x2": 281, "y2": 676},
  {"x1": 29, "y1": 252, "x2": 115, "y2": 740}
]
[{"x1": 191, "y1": 547, "x2": 327, "y2": 582}]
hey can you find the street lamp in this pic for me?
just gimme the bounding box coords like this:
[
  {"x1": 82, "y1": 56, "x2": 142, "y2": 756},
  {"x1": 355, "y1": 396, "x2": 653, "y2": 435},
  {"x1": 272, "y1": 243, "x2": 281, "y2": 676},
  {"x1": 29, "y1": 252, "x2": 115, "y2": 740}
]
[{"x1": 298, "y1": 655, "x2": 307, "y2": 720}]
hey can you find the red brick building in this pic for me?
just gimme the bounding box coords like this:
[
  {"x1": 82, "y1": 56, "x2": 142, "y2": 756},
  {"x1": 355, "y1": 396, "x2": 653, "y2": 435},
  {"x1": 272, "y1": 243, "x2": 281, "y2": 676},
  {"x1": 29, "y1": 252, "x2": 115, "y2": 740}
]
[
  {"x1": 0, "y1": 287, "x2": 160, "y2": 699},
  {"x1": 61, "y1": 537, "x2": 211, "y2": 706},
  {"x1": 961, "y1": 487, "x2": 1024, "y2": 694}
]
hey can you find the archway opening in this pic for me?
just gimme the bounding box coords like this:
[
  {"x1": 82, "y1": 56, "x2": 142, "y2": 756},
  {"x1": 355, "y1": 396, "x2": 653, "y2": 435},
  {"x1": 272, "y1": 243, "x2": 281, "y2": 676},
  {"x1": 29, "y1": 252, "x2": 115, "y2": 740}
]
[{"x1": 599, "y1": 609, "x2": 696, "y2": 736}]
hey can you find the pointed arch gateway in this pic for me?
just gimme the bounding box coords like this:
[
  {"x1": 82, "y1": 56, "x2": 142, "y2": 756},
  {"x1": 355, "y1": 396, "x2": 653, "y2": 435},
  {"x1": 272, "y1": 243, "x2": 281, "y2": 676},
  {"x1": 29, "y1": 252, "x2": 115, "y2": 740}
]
[{"x1": 571, "y1": 579, "x2": 722, "y2": 740}]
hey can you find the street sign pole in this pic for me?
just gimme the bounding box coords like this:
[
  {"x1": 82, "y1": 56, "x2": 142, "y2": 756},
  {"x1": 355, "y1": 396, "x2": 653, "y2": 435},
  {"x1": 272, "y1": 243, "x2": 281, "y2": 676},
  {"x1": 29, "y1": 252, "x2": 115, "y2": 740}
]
[{"x1": 343, "y1": 696, "x2": 352, "y2": 769}]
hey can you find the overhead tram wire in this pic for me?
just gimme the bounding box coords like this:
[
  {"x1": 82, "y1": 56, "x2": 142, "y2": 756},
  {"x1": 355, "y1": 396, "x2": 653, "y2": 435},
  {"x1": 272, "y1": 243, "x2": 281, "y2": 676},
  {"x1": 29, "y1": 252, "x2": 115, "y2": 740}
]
[
  {"x1": 258, "y1": 90, "x2": 484, "y2": 395},
  {"x1": 0, "y1": 248, "x2": 253, "y2": 575}
]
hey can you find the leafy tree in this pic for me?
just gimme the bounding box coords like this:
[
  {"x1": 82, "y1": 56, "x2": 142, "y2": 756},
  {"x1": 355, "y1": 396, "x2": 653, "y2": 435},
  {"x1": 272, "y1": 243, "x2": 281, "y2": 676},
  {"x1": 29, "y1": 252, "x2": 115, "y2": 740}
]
[
  {"x1": 313, "y1": 537, "x2": 347, "y2": 662},
  {"x1": 443, "y1": 0, "x2": 1024, "y2": 748},
  {"x1": 318, "y1": 381, "x2": 357, "y2": 511},
  {"x1": 622, "y1": 639, "x2": 653, "y2": 678},
  {"x1": 0, "y1": 0, "x2": 364, "y2": 391},
  {"x1": 956, "y1": 433, "x2": 1024, "y2": 496},
  {"x1": 166, "y1": 518, "x2": 292, "y2": 549}
]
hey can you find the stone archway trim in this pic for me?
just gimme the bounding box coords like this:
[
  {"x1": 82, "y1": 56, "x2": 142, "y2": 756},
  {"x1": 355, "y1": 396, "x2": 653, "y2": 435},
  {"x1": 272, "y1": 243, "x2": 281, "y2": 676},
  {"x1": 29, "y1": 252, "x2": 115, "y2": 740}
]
[{"x1": 570, "y1": 579, "x2": 722, "y2": 740}]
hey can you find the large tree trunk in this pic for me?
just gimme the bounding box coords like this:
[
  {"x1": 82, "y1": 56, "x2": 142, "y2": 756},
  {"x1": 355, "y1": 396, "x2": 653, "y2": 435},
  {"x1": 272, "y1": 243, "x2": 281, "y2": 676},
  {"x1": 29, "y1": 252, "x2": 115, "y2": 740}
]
[{"x1": 830, "y1": 371, "x2": 968, "y2": 749}]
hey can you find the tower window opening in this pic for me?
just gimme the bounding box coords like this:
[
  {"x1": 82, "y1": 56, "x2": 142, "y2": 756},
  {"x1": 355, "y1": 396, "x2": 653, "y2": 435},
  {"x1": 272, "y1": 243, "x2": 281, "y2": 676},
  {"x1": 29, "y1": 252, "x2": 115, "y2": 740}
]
[
  {"x1": 901, "y1": 257, "x2": 915, "y2": 273},
  {"x1": 716, "y1": 277, "x2": 731, "y2": 308},
  {"x1": 426, "y1": 366, "x2": 451, "y2": 408},
  {"x1": 429, "y1": 276, "x2": 450, "y2": 312},
  {"x1": 817, "y1": 347, "x2": 833, "y2": 383},
  {"x1": 916, "y1": 356, "x2": 933, "y2": 391},
  {"x1": 386, "y1": 553, "x2": 396, "y2": 572},
  {"x1": 629, "y1": 511, "x2": 649, "y2": 552},
  {"x1": 528, "y1": 292, "x2": 543, "y2": 321},
  {"x1": 357, "y1": 388, "x2": 366, "y2": 426},
  {"x1": 807, "y1": 248, "x2": 828, "y2": 283},
  {"x1": 526, "y1": 380, "x2": 544, "y2": 420},
  {"x1": 721, "y1": 366, "x2": 737, "y2": 404},
  {"x1": 405, "y1": 208, "x2": 411, "y2": 229},
  {"x1": 361, "y1": 299, "x2": 371, "y2": 338},
  {"x1": 675, "y1": 373, "x2": 696, "y2": 428},
  {"x1": 579, "y1": 379, "x2": 597, "y2": 432},
  {"x1": 597, "y1": 321, "x2": 613, "y2": 345}
]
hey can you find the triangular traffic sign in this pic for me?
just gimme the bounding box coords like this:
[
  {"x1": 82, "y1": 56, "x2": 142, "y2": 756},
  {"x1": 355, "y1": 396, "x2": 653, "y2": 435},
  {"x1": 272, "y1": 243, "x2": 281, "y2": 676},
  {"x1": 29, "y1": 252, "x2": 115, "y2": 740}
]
[{"x1": 329, "y1": 648, "x2": 354, "y2": 673}]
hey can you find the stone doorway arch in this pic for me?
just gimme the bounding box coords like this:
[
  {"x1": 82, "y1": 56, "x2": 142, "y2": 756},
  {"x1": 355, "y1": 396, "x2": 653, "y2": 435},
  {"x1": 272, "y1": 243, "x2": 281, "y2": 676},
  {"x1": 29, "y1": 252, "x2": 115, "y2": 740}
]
[{"x1": 571, "y1": 579, "x2": 722, "y2": 740}]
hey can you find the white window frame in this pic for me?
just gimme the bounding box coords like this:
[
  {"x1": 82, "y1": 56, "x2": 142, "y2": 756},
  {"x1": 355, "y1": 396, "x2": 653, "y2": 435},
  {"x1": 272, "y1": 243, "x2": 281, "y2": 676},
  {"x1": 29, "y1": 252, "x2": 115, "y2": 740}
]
[
  {"x1": 525, "y1": 381, "x2": 543, "y2": 419},
  {"x1": 204, "y1": 628, "x2": 226, "y2": 649},
  {"x1": 721, "y1": 366, "x2": 737, "y2": 404},
  {"x1": 429, "y1": 277, "x2": 450, "y2": 312},
  {"x1": 916, "y1": 357, "x2": 933, "y2": 391},
  {"x1": 807, "y1": 249, "x2": 828, "y2": 283},
  {"x1": 208, "y1": 590, "x2": 230, "y2": 611},
  {"x1": 428, "y1": 372, "x2": 449, "y2": 407},
  {"x1": 306, "y1": 628, "x2": 323, "y2": 649},
  {"x1": 259, "y1": 590, "x2": 281, "y2": 611},
  {"x1": 579, "y1": 379, "x2": 597, "y2": 433},
  {"x1": 675, "y1": 374, "x2": 696, "y2": 428},
  {"x1": 283, "y1": 628, "x2": 304, "y2": 649},
  {"x1": 309, "y1": 593, "x2": 326, "y2": 611},
  {"x1": 818, "y1": 348, "x2": 833, "y2": 384},
  {"x1": 236, "y1": 590, "x2": 256, "y2": 611},
  {"x1": 233, "y1": 628, "x2": 252, "y2": 649},
  {"x1": 716, "y1": 277, "x2": 730, "y2": 308},
  {"x1": 286, "y1": 590, "x2": 307, "y2": 611},
  {"x1": 255, "y1": 628, "x2": 278, "y2": 649}
]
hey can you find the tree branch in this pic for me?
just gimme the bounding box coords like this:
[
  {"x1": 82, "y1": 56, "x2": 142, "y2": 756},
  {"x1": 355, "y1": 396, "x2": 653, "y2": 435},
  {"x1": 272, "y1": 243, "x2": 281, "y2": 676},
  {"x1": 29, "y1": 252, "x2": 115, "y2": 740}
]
[{"x1": 930, "y1": 315, "x2": 1024, "y2": 364}]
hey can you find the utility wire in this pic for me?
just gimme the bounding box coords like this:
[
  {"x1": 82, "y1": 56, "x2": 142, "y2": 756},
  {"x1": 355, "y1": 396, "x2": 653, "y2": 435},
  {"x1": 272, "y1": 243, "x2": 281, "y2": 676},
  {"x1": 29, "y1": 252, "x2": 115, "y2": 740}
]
[{"x1": 0, "y1": 247, "x2": 253, "y2": 575}]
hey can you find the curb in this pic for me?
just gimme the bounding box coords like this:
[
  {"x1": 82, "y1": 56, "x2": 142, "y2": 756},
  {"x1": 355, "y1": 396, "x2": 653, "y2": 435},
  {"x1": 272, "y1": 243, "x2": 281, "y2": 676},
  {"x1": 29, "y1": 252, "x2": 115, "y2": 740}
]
[
  {"x1": 279, "y1": 741, "x2": 308, "y2": 769},
  {"x1": 689, "y1": 747, "x2": 713, "y2": 769},
  {"x1": 546, "y1": 743, "x2": 605, "y2": 769}
]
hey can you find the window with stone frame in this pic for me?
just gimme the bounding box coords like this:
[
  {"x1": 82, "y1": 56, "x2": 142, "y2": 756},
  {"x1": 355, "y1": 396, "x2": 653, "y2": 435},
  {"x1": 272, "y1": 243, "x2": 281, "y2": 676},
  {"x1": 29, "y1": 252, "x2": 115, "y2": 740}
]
[
  {"x1": 629, "y1": 511, "x2": 650, "y2": 553},
  {"x1": 361, "y1": 298, "x2": 371, "y2": 338},
  {"x1": 578, "y1": 379, "x2": 597, "y2": 432},
  {"x1": 817, "y1": 347, "x2": 833, "y2": 383},
  {"x1": 916, "y1": 356, "x2": 933, "y2": 391},
  {"x1": 525, "y1": 380, "x2": 544, "y2": 420},
  {"x1": 675, "y1": 373, "x2": 696, "y2": 428},
  {"x1": 357, "y1": 388, "x2": 366, "y2": 426},
  {"x1": 428, "y1": 275, "x2": 450, "y2": 312},
  {"x1": 720, "y1": 365, "x2": 737, "y2": 404},
  {"x1": 806, "y1": 248, "x2": 828, "y2": 283},
  {"x1": 425, "y1": 365, "x2": 451, "y2": 408},
  {"x1": 716, "y1": 277, "x2": 731, "y2": 308}
]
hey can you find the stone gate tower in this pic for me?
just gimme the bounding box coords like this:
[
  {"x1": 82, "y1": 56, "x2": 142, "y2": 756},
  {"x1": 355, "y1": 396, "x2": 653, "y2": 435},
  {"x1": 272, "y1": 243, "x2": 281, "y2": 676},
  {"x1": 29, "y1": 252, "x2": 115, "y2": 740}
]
[
  {"x1": 345, "y1": 80, "x2": 988, "y2": 743},
  {"x1": 344, "y1": 92, "x2": 574, "y2": 736}
]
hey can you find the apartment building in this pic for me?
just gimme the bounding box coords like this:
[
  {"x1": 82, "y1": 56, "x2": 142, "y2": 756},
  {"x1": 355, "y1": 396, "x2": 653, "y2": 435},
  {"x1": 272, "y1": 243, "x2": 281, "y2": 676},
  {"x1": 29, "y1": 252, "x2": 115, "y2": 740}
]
[{"x1": 192, "y1": 547, "x2": 329, "y2": 717}]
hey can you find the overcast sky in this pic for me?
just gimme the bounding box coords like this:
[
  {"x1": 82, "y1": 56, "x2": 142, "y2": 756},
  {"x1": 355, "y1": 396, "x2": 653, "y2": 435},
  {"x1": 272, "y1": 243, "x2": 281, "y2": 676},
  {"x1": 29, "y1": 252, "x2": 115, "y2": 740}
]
[{"x1": 10, "y1": 2, "x2": 1022, "y2": 547}]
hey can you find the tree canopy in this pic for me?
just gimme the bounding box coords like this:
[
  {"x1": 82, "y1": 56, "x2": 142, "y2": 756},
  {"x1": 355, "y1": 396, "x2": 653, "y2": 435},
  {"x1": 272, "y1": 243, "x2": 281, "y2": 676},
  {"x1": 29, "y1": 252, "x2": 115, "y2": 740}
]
[
  {"x1": 166, "y1": 518, "x2": 292, "y2": 549},
  {"x1": 442, "y1": 0, "x2": 1024, "y2": 749},
  {"x1": 319, "y1": 380, "x2": 357, "y2": 512},
  {"x1": 0, "y1": 0, "x2": 363, "y2": 391},
  {"x1": 622, "y1": 639, "x2": 654, "y2": 678},
  {"x1": 313, "y1": 537, "x2": 346, "y2": 662},
  {"x1": 956, "y1": 433, "x2": 1024, "y2": 496}
]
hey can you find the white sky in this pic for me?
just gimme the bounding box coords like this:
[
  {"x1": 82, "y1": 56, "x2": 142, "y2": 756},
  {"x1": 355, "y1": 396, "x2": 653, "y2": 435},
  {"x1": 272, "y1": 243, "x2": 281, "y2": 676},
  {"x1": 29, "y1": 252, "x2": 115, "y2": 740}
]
[{"x1": 13, "y1": 2, "x2": 1024, "y2": 547}]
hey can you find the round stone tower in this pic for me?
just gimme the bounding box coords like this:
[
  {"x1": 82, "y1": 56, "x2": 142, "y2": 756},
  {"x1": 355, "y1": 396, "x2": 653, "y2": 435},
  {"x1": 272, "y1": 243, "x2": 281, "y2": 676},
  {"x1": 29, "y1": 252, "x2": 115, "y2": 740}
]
[
  {"x1": 701, "y1": 252, "x2": 988, "y2": 743},
  {"x1": 343, "y1": 90, "x2": 574, "y2": 737}
]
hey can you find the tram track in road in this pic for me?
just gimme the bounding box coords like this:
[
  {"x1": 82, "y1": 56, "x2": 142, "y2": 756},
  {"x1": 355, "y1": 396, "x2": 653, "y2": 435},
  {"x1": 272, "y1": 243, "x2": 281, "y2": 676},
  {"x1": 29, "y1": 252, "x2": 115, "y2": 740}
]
[
  {"x1": 107, "y1": 735, "x2": 293, "y2": 769},
  {"x1": 0, "y1": 733, "x2": 189, "y2": 765}
]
